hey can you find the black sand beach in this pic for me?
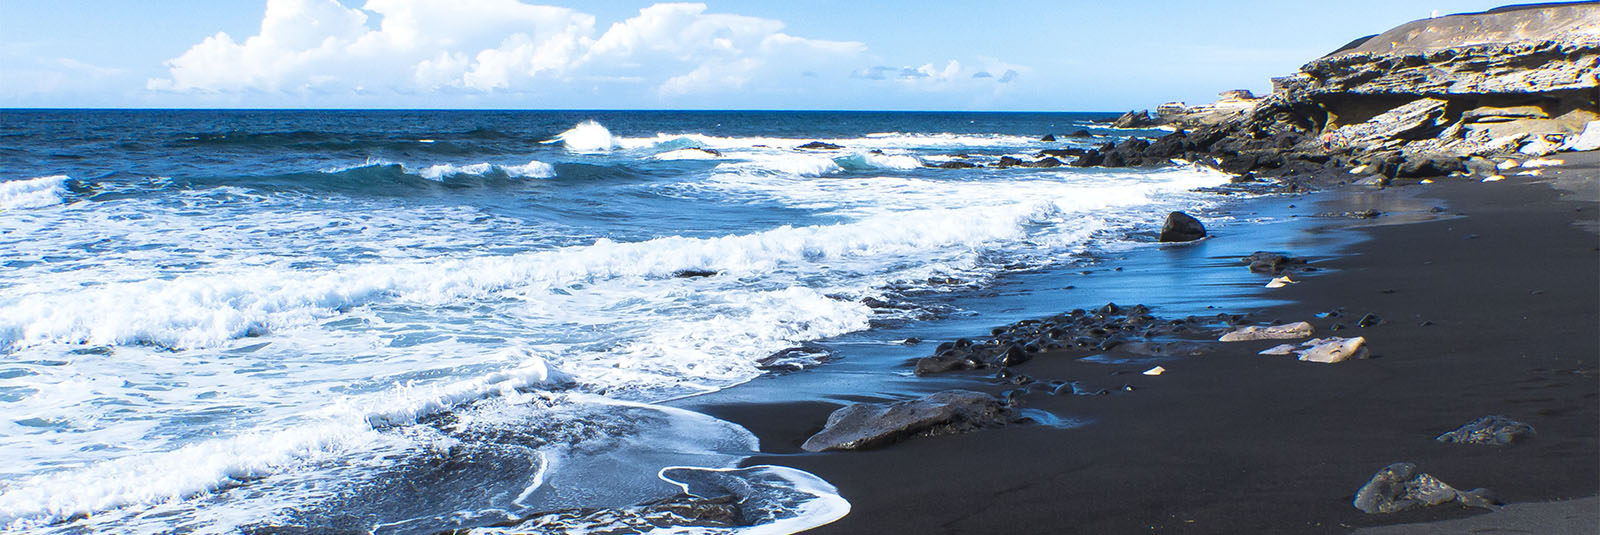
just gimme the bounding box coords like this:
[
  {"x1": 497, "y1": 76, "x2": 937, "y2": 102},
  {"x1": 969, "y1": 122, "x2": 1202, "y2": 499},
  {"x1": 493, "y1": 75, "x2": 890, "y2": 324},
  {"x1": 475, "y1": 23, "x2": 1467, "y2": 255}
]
[{"x1": 675, "y1": 152, "x2": 1600, "y2": 533}]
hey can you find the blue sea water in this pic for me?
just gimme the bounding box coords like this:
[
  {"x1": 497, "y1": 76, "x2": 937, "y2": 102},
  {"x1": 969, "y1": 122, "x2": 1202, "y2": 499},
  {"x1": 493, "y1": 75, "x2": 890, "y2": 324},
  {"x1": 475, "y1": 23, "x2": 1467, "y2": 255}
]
[{"x1": 0, "y1": 109, "x2": 1231, "y2": 534}]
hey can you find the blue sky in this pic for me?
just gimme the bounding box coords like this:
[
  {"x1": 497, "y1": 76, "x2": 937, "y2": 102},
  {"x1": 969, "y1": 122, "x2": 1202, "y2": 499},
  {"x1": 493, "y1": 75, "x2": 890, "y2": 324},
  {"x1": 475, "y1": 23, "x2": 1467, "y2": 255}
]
[{"x1": 1, "y1": 0, "x2": 1512, "y2": 110}]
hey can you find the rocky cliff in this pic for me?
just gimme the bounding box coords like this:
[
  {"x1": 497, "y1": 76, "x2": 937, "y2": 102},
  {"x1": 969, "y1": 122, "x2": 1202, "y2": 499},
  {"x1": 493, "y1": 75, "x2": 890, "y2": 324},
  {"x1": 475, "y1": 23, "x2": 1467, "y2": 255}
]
[{"x1": 1087, "y1": 2, "x2": 1600, "y2": 181}]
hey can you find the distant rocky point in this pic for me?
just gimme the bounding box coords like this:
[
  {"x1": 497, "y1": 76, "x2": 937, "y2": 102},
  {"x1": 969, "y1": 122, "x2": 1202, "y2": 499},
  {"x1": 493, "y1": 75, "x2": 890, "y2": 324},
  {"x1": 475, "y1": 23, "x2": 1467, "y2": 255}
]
[{"x1": 1086, "y1": 2, "x2": 1600, "y2": 180}]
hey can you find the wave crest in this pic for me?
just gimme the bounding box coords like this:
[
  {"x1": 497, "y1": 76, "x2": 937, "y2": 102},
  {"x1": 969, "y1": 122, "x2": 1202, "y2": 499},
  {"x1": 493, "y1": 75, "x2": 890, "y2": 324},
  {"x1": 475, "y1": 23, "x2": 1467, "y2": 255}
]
[{"x1": 0, "y1": 175, "x2": 69, "y2": 210}]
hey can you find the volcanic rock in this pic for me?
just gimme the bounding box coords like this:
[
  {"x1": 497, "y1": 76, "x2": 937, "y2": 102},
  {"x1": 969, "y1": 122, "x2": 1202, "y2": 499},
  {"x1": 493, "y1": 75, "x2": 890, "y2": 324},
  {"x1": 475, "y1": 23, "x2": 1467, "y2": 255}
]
[
  {"x1": 1436, "y1": 415, "x2": 1536, "y2": 446},
  {"x1": 801, "y1": 390, "x2": 1019, "y2": 452},
  {"x1": 1158, "y1": 211, "x2": 1206, "y2": 242}
]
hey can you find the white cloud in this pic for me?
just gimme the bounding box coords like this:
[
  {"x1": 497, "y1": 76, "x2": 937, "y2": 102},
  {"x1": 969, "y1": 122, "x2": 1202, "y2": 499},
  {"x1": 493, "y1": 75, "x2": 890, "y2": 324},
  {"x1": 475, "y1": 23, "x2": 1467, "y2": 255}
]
[{"x1": 148, "y1": 0, "x2": 874, "y2": 101}]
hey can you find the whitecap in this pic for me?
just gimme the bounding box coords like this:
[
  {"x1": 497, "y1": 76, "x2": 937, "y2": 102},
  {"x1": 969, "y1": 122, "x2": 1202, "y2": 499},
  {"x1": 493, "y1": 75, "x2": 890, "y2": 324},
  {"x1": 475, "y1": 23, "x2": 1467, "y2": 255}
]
[
  {"x1": 416, "y1": 160, "x2": 555, "y2": 180},
  {"x1": 0, "y1": 175, "x2": 68, "y2": 211},
  {"x1": 548, "y1": 120, "x2": 617, "y2": 152}
]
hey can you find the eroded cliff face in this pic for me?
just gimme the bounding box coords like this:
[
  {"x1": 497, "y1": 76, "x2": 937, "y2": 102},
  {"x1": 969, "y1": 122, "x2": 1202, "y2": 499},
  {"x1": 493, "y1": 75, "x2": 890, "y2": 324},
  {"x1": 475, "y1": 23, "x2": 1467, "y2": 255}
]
[
  {"x1": 1108, "y1": 2, "x2": 1600, "y2": 179},
  {"x1": 1278, "y1": 3, "x2": 1596, "y2": 153}
]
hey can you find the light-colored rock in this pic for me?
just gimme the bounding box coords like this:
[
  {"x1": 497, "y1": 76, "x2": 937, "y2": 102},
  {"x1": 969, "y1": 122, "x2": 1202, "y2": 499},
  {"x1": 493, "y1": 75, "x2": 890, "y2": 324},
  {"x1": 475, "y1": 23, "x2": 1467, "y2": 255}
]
[
  {"x1": 1332, "y1": 98, "x2": 1450, "y2": 147},
  {"x1": 1219, "y1": 321, "x2": 1314, "y2": 342},
  {"x1": 1564, "y1": 121, "x2": 1600, "y2": 152},
  {"x1": 1463, "y1": 105, "x2": 1548, "y2": 122},
  {"x1": 1258, "y1": 344, "x2": 1297, "y2": 356},
  {"x1": 1264, "y1": 275, "x2": 1298, "y2": 288},
  {"x1": 1329, "y1": 5, "x2": 1600, "y2": 57},
  {"x1": 1297, "y1": 336, "x2": 1368, "y2": 363},
  {"x1": 1520, "y1": 136, "x2": 1565, "y2": 156}
]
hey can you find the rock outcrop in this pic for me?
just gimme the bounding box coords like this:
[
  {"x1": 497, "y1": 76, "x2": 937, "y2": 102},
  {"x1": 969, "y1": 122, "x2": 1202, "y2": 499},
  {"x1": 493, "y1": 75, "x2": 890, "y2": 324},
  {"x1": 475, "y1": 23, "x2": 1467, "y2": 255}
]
[
  {"x1": 1157, "y1": 90, "x2": 1262, "y2": 128},
  {"x1": 1089, "y1": 3, "x2": 1600, "y2": 178},
  {"x1": 1111, "y1": 109, "x2": 1159, "y2": 128}
]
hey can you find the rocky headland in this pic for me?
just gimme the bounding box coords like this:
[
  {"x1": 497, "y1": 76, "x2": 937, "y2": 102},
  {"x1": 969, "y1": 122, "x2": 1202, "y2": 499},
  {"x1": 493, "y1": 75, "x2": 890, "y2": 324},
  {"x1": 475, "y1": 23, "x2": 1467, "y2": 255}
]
[{"x1": 1087, "y1": 2, "x2": 1600, "y2": 184}]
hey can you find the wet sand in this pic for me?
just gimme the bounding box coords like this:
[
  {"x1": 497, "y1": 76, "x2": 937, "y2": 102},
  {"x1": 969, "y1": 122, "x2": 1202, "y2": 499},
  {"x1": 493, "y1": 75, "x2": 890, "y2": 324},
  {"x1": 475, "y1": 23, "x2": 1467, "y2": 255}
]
[{"x1": 675, "y1": 152, "x2": 1600, "y2": 533}]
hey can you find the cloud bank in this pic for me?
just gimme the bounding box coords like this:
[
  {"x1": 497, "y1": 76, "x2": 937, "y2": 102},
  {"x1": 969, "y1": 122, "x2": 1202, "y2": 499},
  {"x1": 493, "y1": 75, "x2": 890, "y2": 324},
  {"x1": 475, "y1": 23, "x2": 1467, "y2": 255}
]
[{"x1": 147, "y1": 0, "x2": 1019, "y2": 106}]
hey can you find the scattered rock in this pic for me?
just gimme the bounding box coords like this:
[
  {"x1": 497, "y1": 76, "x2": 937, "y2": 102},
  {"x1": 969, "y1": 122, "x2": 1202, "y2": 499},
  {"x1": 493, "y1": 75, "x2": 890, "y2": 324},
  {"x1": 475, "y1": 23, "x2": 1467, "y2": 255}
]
[
  {"x1": 1040, "y1": 133, "x2": 1056, "y2": 142},
  {"x1": 800, "y1": 390, "x2": 1020, "y2": 452},
  {"x1": 1297, "y1": 336, "x2": 1368, "y2": 363},
  {"x1": 1065, "y1": 129, "x2": 1094, "y2": 138},
  {"x1": 1158, "y1": 211, "x2": 1207, "y2": 242},
  {"x1": 996, "y1": 156, "x2": 1066, "y2": 168},
  {"x1": 1243, "y1": 251, "x2": 1305, "y2": 274},
  {"x1": 796, "y1": 141, "x2": 843, "y2": 150},
  {"x1": 1219, "y1": 321, "x2": 1314, "y2": 342},
  {"x1": 1353, "y1": 462, "x2": 1497, "y2": 514},
  {"x1": 1436, "y1": 415, "x2": 1536, "y2": 446},
  {"x1": 1036, "y1": 148, "x2": 1087, "y2": 159},
  {"x1": 929, "y1": 160, "x2": 978, "y2": 169}
]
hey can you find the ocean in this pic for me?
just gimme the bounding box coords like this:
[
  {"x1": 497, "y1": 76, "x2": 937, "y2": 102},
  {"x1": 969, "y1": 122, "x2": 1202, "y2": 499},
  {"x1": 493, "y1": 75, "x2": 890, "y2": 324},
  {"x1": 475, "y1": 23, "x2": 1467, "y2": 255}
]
[{"x1": 0, "y1": 109, "x2": 1234, "y2": 534}]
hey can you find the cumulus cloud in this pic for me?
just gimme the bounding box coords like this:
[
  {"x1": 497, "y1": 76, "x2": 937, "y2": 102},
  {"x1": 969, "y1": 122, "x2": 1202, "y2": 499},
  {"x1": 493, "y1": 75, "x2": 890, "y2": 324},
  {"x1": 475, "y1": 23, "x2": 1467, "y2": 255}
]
[{"x1": 148, "y1": 0, "x2": 868, "y2": 100}]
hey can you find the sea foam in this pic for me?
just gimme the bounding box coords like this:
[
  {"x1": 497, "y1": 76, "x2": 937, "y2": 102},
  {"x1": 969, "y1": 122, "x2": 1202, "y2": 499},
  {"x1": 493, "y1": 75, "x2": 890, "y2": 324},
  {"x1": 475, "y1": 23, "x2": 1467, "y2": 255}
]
[
  {"x1": 0, "y1": 175, "x2": 68, "y2": 210},
  {"x1": 0, "y1": 351, "x2": 571, "y2": 528}
]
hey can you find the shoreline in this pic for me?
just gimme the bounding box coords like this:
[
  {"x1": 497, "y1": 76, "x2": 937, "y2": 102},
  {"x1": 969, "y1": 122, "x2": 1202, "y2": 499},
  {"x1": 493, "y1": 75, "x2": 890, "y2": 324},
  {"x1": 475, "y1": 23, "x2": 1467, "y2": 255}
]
[{"x1": 671, "y1": 152, "x2": 1600, "y2": 533}]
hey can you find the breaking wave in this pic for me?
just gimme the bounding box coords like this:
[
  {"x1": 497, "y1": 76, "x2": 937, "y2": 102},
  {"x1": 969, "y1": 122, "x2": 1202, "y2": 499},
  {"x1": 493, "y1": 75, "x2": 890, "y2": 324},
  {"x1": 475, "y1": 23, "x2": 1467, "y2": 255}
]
[{"x1": 0, "y1": 175, "x2": 69, "y2": 210}]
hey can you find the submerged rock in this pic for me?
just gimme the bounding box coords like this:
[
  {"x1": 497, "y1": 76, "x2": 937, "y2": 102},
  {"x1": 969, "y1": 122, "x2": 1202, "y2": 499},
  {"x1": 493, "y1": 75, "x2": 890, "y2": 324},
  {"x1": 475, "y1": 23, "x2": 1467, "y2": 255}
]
[
  {"x1": 1158, "y1": 211, "x2": 1206, "y2": 242},
  {"x1": 1243, "y1": 251, "x2": 1304, "y2": 274},
  {"x1": 1219, "y1": 322, "x2": 1315, "y2": 342},
  {"x1": 757, "y1": 345, "x2": 833, "y2": 373},
  {"x1": 673, "y1": 269, "x2": 718, "y2": 278},
  {"x1": 1436, "y1": 415, "x2": 1536, "y2": 446},
  {"x1": 796, "y1": 141, "x2": 843, "y2": 150},
  {"x1": 1354, "y1": 462, "x2": 1496, "y2": 514},
  {"x1": 801, "y1": 390, "x2": 1019, "y2": 452}
]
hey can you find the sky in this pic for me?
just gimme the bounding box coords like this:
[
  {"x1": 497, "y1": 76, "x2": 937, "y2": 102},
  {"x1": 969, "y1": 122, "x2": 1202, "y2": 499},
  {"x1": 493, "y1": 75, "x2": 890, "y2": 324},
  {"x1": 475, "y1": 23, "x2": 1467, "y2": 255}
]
[{"x1": 0, "y1": 0, "x2": 1518, "y2": 111}]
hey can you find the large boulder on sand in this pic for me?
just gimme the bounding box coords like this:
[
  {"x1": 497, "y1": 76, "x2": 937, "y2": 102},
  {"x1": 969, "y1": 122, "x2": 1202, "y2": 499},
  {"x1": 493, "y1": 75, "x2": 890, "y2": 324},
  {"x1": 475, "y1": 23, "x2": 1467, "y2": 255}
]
[
  {"x1": 1354, "y1": 462, "x2": 1496, "y2": 514},
  {"x1": 801, "y1": 390, "x2": 1019, "y2": 452},
  {"x1": 1159, "y1": 211, "x2": 1206, "y2": 242}
]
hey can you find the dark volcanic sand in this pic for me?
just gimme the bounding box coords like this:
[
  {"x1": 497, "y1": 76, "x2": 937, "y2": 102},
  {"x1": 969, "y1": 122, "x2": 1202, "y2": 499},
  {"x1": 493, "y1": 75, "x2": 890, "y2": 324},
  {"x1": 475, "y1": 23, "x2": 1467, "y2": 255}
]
[{"x1": 676, "y1": 153, "x2": 1600, "y2": 534}]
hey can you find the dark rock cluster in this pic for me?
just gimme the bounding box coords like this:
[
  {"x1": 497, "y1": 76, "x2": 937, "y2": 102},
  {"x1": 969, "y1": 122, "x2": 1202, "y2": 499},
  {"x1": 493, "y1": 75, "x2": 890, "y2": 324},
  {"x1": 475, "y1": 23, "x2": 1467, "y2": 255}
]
[{"x1": 912, "y1": 303, "x2": 1230, "y2": 377}]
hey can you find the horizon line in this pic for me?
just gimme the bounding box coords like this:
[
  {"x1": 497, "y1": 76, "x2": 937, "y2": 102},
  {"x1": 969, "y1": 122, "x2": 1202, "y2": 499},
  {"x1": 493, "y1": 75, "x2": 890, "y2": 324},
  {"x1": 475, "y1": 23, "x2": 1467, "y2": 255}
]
[{"x1": 0, "y1": 107, "x2": 1127, "y2": 114}]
